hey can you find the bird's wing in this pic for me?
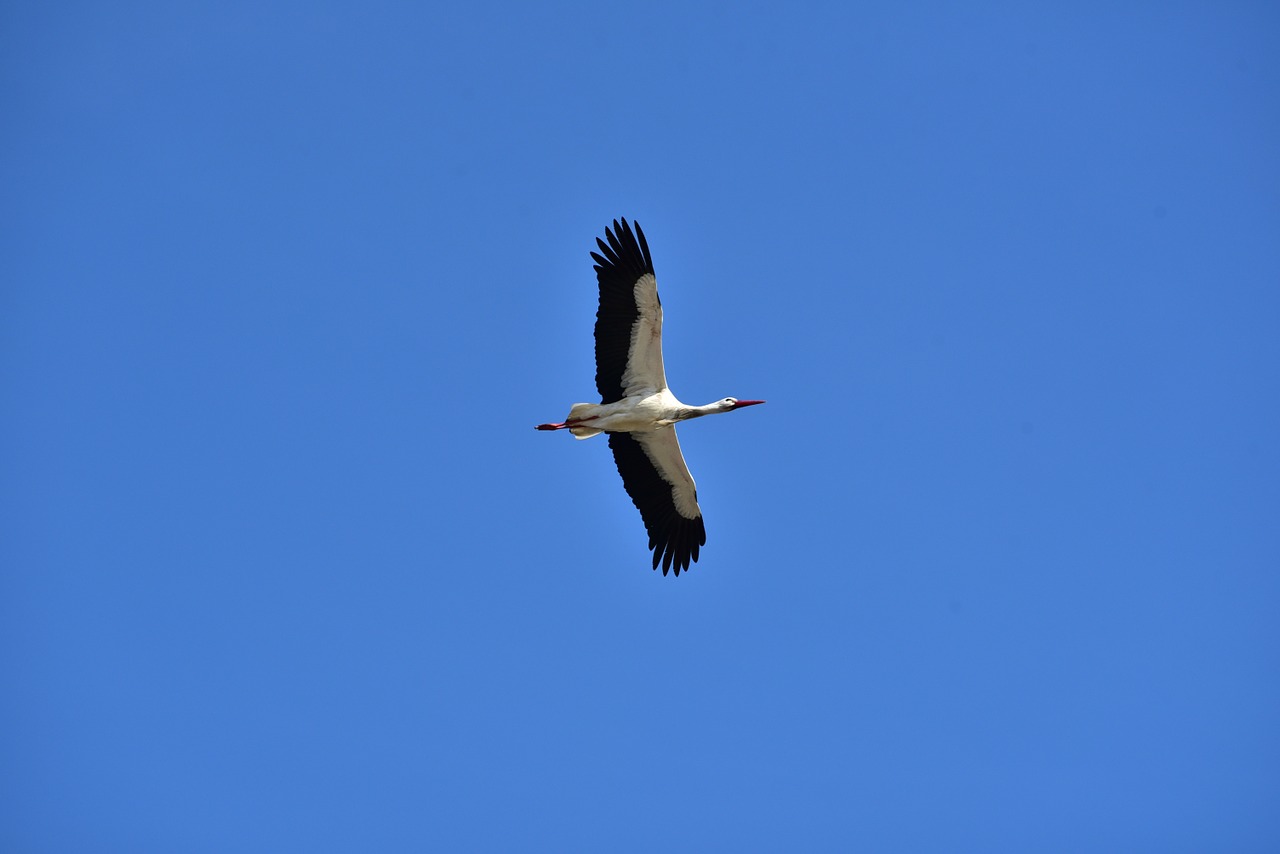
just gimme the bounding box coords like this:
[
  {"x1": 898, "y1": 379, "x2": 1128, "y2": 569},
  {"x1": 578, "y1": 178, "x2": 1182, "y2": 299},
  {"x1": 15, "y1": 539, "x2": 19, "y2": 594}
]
[
  {"x1": 591, "y1": 218, "x2": 668, "y2": 403},
  {"x1": 608, "y1": 429, "x2": 706, "y2": 576}
]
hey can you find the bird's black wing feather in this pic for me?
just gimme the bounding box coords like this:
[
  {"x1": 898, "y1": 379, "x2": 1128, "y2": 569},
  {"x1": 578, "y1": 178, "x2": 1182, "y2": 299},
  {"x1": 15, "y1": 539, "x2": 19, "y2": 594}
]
[
  {"x1": 607, "y1": 431, "x2": 705, "y2": 576},
  {"x1": 591, "y1": 218, "x2": 655, "y2": 404}
]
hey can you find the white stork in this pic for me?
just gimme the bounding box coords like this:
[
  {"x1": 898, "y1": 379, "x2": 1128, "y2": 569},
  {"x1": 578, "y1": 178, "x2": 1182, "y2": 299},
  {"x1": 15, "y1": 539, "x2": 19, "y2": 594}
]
[{"x1": 536, "y1": 218, "x2": 764, "y2": 575}]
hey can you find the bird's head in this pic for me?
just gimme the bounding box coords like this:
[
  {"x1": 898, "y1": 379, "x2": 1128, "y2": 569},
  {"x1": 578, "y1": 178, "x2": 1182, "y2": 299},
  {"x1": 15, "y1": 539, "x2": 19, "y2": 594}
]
[{"x1": 718, "y1": 397, "x2": 766, "y2": 413}]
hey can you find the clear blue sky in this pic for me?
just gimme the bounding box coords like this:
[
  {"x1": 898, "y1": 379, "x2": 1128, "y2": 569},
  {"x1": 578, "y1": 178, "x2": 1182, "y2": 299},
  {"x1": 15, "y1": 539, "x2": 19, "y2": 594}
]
[{"x1": 3, "y1": 2, "x2": 1278, "y2": 851}]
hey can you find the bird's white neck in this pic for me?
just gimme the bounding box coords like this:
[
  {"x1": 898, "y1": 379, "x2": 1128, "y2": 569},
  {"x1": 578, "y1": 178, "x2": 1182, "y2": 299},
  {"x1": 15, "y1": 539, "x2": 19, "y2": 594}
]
[{"x1": 674, "y1": 402, "x2": 726, "y2": 422}]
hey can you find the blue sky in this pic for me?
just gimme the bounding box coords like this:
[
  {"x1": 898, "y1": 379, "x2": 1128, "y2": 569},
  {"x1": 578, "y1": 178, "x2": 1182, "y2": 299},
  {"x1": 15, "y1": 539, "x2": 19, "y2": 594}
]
[{"x1": 3, "y1": 2, "x2": 1278, "y2": 851}]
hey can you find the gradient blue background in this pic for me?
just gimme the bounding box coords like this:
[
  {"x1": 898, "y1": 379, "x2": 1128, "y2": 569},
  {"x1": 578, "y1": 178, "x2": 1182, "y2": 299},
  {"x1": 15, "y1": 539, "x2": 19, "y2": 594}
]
[{"x1": 3, "y1": 2, "x2": 1278, "y2": 851}]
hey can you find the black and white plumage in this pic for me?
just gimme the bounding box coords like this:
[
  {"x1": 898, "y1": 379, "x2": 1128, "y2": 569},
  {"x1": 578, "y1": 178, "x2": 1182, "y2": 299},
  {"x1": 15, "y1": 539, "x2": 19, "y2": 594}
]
[{"x1": 536, "y1": 219, "x2": 764, "y2": 575}]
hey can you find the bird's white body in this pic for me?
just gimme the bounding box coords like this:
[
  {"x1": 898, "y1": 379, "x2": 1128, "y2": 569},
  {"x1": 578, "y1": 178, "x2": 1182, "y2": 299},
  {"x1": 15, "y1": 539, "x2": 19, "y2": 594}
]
[
  {"x1": 564, "y1": 389, "x2": 729, "y2": 438},
  {"x1": 536, "y1": 219, "x2": 763, "y2": 575}
]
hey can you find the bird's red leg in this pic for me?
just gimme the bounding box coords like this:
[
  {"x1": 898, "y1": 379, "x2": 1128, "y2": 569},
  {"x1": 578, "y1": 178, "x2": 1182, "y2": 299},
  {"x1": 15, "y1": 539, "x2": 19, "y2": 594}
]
[{"x1": 534, "y1": 415, "x2": 599, "y2": 432}]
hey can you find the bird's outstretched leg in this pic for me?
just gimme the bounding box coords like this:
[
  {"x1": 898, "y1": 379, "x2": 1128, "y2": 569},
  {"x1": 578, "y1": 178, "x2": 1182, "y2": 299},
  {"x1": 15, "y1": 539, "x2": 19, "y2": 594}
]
[{"x1": 535, "y1": 415, "x2": 598, "y2": 431}]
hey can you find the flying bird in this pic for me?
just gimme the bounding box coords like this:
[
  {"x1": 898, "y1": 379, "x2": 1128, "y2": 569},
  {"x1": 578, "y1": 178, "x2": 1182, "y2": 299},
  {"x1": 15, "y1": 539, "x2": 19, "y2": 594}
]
[{"x1": 536, "y1": 218, "x2": 764, "y2": 575}]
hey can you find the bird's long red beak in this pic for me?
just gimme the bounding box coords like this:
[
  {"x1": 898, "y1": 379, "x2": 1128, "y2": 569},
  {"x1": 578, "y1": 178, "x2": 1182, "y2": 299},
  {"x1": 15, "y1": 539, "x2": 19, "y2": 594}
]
[{"x1": 732, "y1": 399, "x2": 766, "y2": 409}]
